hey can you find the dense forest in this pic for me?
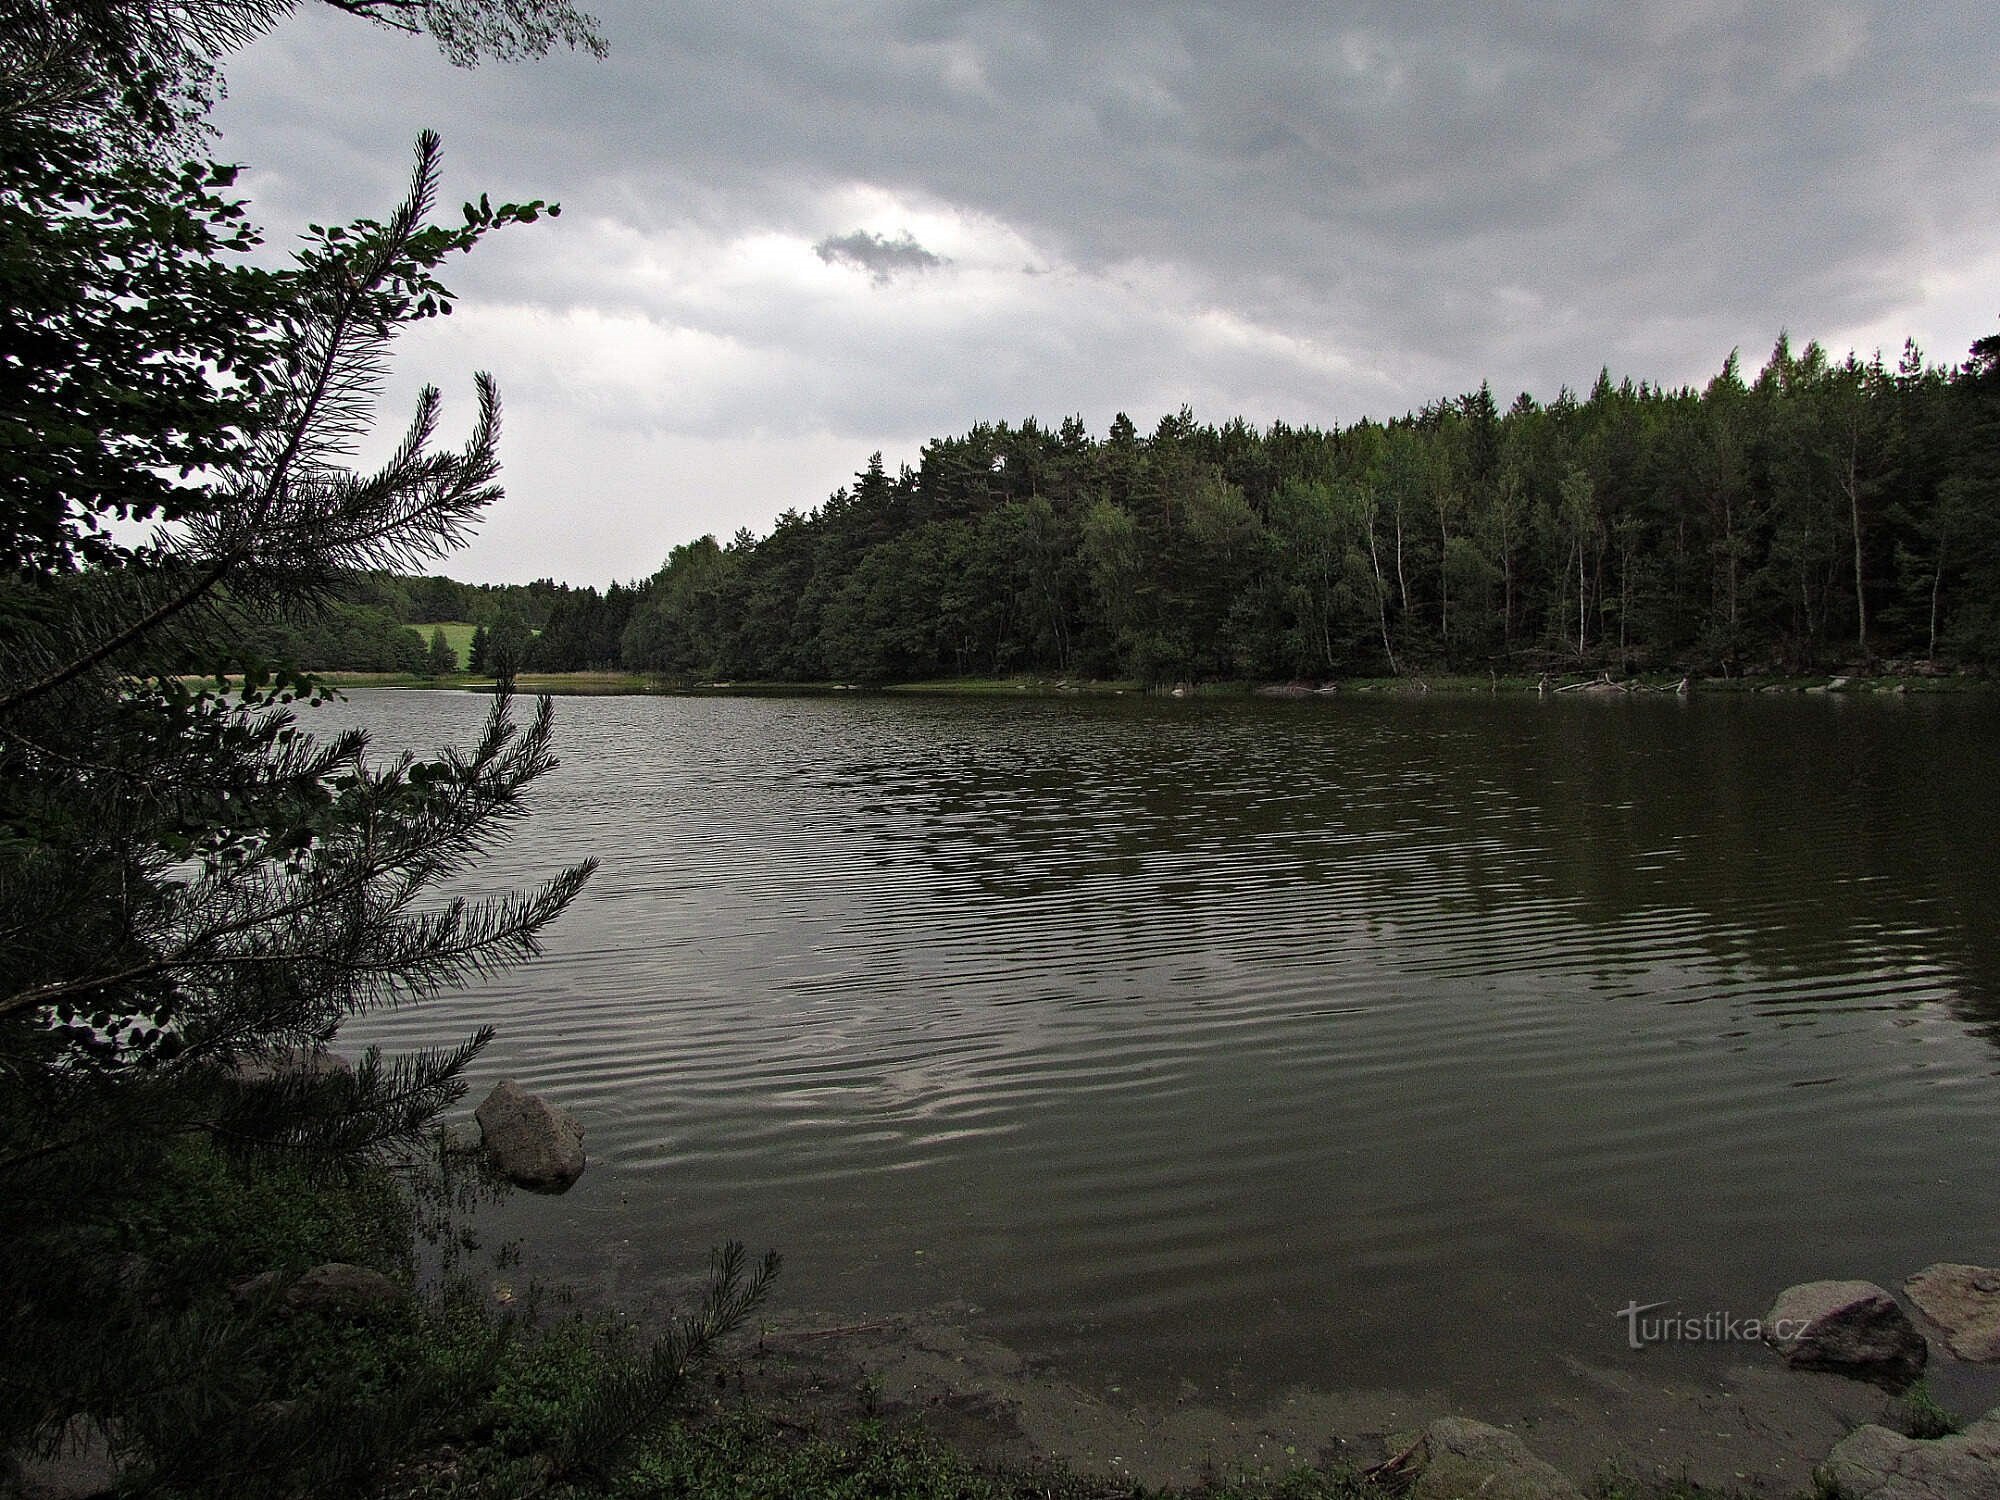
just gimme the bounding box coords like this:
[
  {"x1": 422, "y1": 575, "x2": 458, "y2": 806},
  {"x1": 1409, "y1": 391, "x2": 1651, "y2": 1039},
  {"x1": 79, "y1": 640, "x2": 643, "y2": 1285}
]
[
  {"x1": 600, "y1": 333, "x2": 2000, "y2": 684},
  {"x1": 275, "y1": 331, "x2": 2000, "y2": 685}
]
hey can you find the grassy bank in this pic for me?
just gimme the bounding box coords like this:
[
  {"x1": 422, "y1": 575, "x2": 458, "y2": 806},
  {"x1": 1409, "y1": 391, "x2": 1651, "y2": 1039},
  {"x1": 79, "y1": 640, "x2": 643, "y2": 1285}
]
[{"x1": 189, "y1": 668, "x2": 1992, "y2": 701}]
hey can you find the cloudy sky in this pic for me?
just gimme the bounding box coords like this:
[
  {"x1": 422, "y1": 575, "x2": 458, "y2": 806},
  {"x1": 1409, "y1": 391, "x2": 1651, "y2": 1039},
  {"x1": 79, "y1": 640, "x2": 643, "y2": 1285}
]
[{"x1": 212, "y1": 0, "x2": 2000, "y2": 586}]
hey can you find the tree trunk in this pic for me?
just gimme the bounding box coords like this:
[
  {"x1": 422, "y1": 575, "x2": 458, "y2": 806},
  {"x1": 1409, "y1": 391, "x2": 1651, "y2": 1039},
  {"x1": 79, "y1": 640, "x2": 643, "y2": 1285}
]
[
  {"x1": 1929, "y1": 524, "x2": 1947, "y2": 663},
  {"x1": 1576, "y1": 536, "x2": 1587, "y2": 659},
  {"x1": 1393, "y1": 505, "x2": 1410, "y2": 621},
  {"x1": 1843, "y1": 442, "x2": 1868, "y2": 656},
  {"x1": 1367, "y1": 518, "x2": 1399, "y2": 675}
]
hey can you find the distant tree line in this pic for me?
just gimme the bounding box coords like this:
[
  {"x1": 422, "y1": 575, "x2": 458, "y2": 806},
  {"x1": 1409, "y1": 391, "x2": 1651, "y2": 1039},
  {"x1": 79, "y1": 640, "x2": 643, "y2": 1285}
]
[
  {"x1": 353, "y1": 572, "x2": 576, "y2": 629},
  {"x1": 614, "y1": 334, "x2": 2000, "y2": 682},
  {"x1": 208, "y1": 575, "x2": 580, "y2": 676},
  {"x1": 280, "y1": 331, "x2": 2000, "y2": 683}
]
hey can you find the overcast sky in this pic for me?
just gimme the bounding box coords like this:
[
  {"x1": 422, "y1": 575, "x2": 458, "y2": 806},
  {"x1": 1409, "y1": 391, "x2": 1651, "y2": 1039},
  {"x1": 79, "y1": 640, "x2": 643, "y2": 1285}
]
[{"x1": 212, "y1": 0, "x2": 2000, "y2": 586}]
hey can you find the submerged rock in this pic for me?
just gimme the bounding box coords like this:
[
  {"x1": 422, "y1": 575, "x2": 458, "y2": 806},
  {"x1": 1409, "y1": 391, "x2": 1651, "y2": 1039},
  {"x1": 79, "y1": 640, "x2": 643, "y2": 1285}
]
[
  {"x1": 475, "y1": 1079, "x2": 586, "y2": 1192},
  {"x1": 1818, "y1": 1405, "x2": 2000, "y2": 1499},
  {"x1": 1906, "y1": 1264, "x2": 2000, "y2": 1363},
  {"x1": 1409, "y1": 1416, "x2": 1583, "y2": 1500},
  {"x1": 1767, "y1": 1280, "x2": 1927, "y2": 1382}
]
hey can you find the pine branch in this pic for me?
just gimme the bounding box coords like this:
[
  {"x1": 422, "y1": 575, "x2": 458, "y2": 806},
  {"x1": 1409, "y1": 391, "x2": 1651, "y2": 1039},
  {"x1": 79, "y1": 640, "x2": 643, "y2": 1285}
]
[{"x1": 549, "y1": 1243, "x2": 783, "y2": 1483}]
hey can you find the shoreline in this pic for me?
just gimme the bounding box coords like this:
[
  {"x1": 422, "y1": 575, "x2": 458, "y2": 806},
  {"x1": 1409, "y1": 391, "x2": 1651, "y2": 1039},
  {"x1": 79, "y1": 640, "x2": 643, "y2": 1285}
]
[
  {"x1": 701, "y1": 1302, "x2": 1997, "y2": 1494},
  {"x1": 209, "y1": 668, "x2": 1992, "y2": 698}
]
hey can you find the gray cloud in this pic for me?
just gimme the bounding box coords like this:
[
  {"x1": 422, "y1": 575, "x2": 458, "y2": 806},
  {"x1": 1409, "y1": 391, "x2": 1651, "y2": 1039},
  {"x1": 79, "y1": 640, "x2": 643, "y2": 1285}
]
[
  {"x1": 207, "y1": 1, "x2": 2000, "y2": 581},
  {"x1": 813, "y1": 229, "x2": 947, "y2": 283}
]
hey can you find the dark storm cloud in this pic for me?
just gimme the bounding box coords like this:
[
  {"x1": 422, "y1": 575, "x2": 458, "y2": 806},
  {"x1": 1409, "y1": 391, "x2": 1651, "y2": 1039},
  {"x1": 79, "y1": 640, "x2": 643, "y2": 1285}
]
[
  {"x1": 812, "y1": 230, "x2": 947, "y2": 283},
  {"x1": 228, "y1": 0, "x2": 1997, "y2": 383}
]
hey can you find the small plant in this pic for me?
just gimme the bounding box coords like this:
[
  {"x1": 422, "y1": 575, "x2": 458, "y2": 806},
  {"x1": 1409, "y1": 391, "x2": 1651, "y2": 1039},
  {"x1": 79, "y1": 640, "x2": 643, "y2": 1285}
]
[{"x1": 1893, "y1": 1379, "x2": 1963, "y2": 1440}]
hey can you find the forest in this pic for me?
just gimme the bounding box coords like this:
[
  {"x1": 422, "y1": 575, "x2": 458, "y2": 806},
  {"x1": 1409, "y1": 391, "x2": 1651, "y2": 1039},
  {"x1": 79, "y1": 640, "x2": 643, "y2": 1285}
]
[
  {"x1": 421, "y1": 334, "x2": 2000, "y2": 686},
  {"x1": 258, "y1": 332, "x2": 2000, "y2": 687}
]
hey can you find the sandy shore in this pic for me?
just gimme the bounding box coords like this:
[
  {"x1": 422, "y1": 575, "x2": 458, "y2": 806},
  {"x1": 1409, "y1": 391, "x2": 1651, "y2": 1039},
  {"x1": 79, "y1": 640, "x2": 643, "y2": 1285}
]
[{"x1": 717, "y1": 1308, "x2": 2000, "y2": 1493}]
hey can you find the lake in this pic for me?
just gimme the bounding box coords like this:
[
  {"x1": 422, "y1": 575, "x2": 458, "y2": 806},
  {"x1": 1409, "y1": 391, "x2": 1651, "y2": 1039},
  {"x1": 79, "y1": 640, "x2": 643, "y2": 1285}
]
[{"x1": 330, "y1": 687, "x2": 2000, "y2": 1415}]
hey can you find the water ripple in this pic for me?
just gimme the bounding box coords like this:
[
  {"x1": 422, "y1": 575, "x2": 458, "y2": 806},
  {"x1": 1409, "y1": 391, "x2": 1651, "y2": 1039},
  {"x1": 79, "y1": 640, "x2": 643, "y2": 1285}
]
[{"x1": 329, "y1": 689, "x2": 2000, "y2": 1403}]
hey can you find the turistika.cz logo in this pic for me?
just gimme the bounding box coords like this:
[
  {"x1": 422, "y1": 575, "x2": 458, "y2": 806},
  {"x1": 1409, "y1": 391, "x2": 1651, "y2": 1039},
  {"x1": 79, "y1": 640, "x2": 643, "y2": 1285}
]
[{"x1": 1616, "y1": 1301, "x2": 1808, "y2": 1350}]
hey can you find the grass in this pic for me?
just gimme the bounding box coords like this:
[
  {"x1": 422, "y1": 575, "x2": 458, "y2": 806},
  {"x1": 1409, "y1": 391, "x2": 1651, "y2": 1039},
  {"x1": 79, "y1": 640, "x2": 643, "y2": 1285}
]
[
  {"x1": 420, "y1": 621, "x2": 481, "y2": 665},
  {"x1": 613, "y1": 1410, "x2": 1372, "y2": 1500},
  {"x1": 183, "y1": 664, "x2": 1990, "y2": 701}
]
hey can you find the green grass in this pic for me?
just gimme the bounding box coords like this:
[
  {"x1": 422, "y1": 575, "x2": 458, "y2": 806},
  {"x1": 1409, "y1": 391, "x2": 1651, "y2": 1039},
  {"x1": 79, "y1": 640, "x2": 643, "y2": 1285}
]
[{"x1": 420, "y1": 621, "x2": 480, "y2": 665}]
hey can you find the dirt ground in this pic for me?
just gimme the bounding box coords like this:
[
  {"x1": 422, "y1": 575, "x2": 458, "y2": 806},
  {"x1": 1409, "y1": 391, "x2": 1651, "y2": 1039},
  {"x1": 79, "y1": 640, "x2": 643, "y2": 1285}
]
[{"x1": 714, "y1": 1308, "x2": 2000, "y2": 1494}]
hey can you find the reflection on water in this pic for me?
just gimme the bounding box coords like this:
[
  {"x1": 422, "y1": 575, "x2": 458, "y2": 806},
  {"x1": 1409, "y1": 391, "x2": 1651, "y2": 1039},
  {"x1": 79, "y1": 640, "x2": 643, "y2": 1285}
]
[{"x1": 333, "y1": 688, "x2": 2000, "y2": 1405}]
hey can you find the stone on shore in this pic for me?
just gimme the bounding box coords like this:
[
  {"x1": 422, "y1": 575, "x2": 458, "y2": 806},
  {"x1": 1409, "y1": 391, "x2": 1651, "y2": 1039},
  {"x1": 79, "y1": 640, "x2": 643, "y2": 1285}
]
[
  {"x1": 475, "y1": 1080, "x2": 585, "y2": 1192},
  {"x1": 230, "y1": 1264, "x2": 403, "y2": 1316},
  {"x1": 1409, "y1": 1416, "x2": 1584, "y2": 1500},
  {"x1": 1817, "y1": 1405, "x2": 2000, "y2": 1500},
  {"x1": 283, "y1": 1263, "x2": 405, "y2": 1315},
  {"x1": 1766, "y1": 1281, "x2": 1927, "y2": 1382},
  {"x1": 1905, "y1": 1264, "x2": 2000, "y2": 1363}
]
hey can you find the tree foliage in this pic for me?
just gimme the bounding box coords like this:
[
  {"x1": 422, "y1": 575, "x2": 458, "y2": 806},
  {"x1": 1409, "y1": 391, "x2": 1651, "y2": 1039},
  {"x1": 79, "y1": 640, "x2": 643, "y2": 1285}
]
[
  {"x1": 0, "y1": 0, "x2": 623, "y2": 1479},
  {"x1": 0, "y1": 0, "x2": 605, "y2": 151}
]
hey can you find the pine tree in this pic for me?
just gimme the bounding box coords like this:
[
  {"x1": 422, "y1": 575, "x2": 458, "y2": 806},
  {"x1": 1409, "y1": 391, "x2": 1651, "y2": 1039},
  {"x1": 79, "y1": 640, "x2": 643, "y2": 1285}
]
[
  {"x1": 427, "y1": 624, "x2": 457, "y2": 675},
  {"x1": 0, "y1": 6, "x2": 612, "y2": 1481}
]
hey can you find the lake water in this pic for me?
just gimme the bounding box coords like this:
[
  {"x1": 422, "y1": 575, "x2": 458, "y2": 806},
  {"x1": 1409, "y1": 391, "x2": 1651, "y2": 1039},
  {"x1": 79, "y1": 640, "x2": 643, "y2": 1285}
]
[{"x1": 330, "y1": 687, "x2": 2000, "y2": 1411}]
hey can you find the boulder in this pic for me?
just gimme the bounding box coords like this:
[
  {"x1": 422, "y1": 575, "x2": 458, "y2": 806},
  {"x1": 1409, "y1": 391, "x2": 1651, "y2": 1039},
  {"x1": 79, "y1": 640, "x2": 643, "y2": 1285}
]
[
  {"x1": 1817, "y1": 1405, "x2": 2000, "y2": 1500},
  {"x1": 1766, "y1": 1280, "x2": 1928, "y2": 1382},
  {"x1": 5, "y1": 1416, "x2": 118, "y2": 1500},
  {"x1": 229, "y1": 1268, "x2": 285, "y2": 1304},
  {"x1": 475, "y1": 1080, "x2": 585, "y2": 1192},
  {"x1": 1409, "y1": 1416, "x2": 1584, "y2": 1500},
  {"x1": 1906, "y1": 1264, "x2": 2000, "y2": 1363},
  {"x1": 281, "y1": 1263, "x2": 405, "y2": 1316}
]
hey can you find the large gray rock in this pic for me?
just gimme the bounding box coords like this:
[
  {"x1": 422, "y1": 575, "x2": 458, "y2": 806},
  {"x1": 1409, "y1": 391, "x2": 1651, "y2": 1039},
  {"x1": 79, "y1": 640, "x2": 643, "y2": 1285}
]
[
  {"x1": 1817, "y1": 1406, "x2": 2000, "y2": 1500},
  {"x1": 5, "y1": 1417, "x2": 118, "y2": 1500},
  {"x1": 282, "y1": 1263, "x2": 405, "y2": 1316},
  {"x1": 1767, "y1": 1280, "x2": 1928, "y2": 1382},
  {"x1": 475, "y1": 1080, "x2": 585, "y2": 1192},
  {"x1": 1409, "y1": 1416, "x2": 1584, "y2": 1500},
  {"x1": 1906, "y1": 1264, "x2": 2000, "y2": 1363}
]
